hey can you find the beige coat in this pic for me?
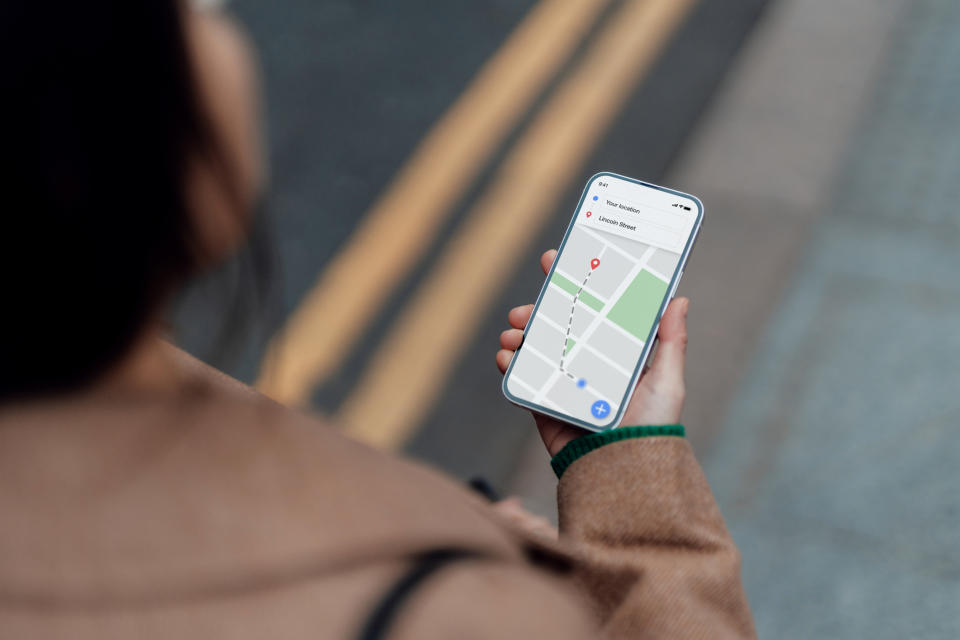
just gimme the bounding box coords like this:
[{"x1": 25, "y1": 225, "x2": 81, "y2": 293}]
[{"x1": 0, "y1": 348, "x2": 754, "y2": 638}]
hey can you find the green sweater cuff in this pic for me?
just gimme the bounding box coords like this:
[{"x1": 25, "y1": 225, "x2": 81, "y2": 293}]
[{"x1": 550, "y1": 425, "x2": 685, "y2": 479}]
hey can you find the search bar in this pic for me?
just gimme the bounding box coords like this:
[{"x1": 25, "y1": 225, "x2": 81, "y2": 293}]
[{"x1": 580, "y1": 196, "x2": 687, "y2": 252}]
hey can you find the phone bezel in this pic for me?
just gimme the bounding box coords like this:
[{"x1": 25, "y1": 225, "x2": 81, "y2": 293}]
[{"x1": 501, "y1": 171, "x2": 704, "y2": 432}]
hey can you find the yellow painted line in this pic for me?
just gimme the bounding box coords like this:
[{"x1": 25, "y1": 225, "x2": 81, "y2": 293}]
[
  {"x1": 340, "y1": 0, "x2": 699, "y2": 449},
  {"x1": 255, "y1": 0, "x2": 612, "y2": 404}
]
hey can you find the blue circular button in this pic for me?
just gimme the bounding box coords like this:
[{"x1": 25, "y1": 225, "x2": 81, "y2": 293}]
[
  {"x1": 592, "y1": 195, "x2": 598, "y2": 201},
  {"x1": 590, "y1": 400, "x2": 611, "y2": 419},
  {"x1": 576, "y1": 378, "x2": 587, "y2": 389}
]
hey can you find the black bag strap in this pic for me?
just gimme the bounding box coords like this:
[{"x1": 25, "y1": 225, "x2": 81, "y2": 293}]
[{"x1": 355, "y1": 548, "x2": 482, "y2": 640}]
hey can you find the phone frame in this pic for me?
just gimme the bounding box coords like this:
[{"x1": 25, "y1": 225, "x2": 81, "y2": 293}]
[{"x1": 501, "y1": 171, "x2": 704, "y2": 432}]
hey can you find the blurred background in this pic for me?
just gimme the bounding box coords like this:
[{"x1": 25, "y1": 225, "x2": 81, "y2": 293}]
[{"x1": 174, "y1": 0, "x2": 960, "y2": 636}]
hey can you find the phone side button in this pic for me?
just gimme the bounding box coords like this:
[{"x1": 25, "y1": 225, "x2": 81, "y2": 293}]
[{"x1": 668, "y1": 277, "x2": 680, "y2": 301}]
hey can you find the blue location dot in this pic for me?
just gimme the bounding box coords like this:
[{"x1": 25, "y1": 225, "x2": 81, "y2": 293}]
[
  {"x1": 592, "y1": 195, "x2": 598, "y2": 201},
  {"x1": 590, "y1": 400, "x2": 611, "y2": 419},
  {"x1": 576, "y1": 378, "x2": 587, "y2": 389}
]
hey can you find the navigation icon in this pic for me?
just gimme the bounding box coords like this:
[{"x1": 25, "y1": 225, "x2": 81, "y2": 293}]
[
  {"x1": 590, "y1": 258, "x2": 600, "y2": 270},
  {"x1": 590, "y1": 400, "x2": 610, "y2": 419}
]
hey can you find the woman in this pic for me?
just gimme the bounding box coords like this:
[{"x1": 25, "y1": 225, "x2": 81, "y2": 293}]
[{"x1": 0, "y1": 2, "x2": 754, "y2": 638}]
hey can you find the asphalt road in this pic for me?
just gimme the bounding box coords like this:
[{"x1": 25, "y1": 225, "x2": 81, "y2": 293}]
[{"x1": 175, "y1": 0, "x2": 770, "y2": 487}]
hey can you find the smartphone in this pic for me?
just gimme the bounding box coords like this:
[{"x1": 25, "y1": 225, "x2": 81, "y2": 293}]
[{"x1": 502, "y1": 172, "x2": 702, "y2": 432}]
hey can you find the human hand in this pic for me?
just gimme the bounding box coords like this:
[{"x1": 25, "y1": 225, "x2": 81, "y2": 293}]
[{"x1": 497, "y1": 250, "x2": 689, "y2": 457}]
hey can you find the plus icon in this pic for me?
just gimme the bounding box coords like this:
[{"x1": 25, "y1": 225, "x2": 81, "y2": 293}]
[{"x1": 590, "y1": 400, "x2": 611, "y2": 419}]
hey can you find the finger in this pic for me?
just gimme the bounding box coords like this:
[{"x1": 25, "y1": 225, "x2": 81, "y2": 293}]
[
  {"x1": 500, "y1": 329, "x2": 523, "y2": 350},
  {"x1": 540, "y1": 249, "x2": 557, "y2": 275},
  {"x1": 508, "y1": 304, "x2": 534, "y2": 330},
  {"x1": 496, "y1": 349, "x2": 514, "y2": 374},
  {"x1": 648, "y1": 297, "x2": 689, "y2": 390}
]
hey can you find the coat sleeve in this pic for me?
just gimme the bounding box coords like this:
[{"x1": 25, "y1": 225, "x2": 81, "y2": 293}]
[{"x1": 555, "y1": 433, "x2": 756, "y2": 639}]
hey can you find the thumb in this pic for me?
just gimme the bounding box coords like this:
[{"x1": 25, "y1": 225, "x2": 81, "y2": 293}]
[{"x1": 649, "y1": 297, "x2": 689, "y2": 391}]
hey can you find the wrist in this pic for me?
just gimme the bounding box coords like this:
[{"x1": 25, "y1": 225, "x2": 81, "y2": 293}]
[{"x1": 550, "y1": 425, "x2": 685, "y2": 479}]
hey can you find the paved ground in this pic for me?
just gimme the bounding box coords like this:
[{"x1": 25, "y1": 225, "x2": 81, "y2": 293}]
[
  {"x1": 176, "y1": 0, "x2": 770, "y2": 480},
  {"x1": 403, "y1": 0, "x2": 770, "y2": 485},
  {"x1": 697, "y1": 0, "x2": 960, "y2": 636},
  {"x1": 173, "y1": 0, "x2": 960, "y2": 635}
]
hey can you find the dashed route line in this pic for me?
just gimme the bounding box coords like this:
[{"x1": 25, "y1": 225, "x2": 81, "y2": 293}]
[
  {"x1": 559, "y1": 270, "x2": 592, "y2": 378},
  {"x1": 559, "y1": 258, "x2": 601, "y2": 379}
]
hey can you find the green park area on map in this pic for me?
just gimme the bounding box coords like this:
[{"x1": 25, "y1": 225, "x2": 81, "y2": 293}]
[
  {"x1": 549, "y1": 272, "x2": 604, "y2": 311},
  {"x1": 606, "y1": 270, "x2": 668, "y2": 340}
]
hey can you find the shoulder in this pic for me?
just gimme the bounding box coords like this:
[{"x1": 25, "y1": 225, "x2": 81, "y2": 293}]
[{"x1": 163, "y1": 343, "x2": 528, "y2": 566}]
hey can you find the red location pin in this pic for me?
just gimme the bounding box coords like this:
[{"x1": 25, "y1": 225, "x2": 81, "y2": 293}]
[
  {"x1": 585, "y1": 210, "x2": 592, "y2": 217},
  {"x1": 590, "y1": 258, "x2": 600, "y2": 270}
]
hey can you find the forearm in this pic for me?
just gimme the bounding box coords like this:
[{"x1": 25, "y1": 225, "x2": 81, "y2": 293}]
[{"x1": 555, "y1": 429, "x2": 756, "y2": 639}]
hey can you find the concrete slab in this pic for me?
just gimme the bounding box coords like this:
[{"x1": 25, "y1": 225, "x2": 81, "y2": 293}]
[
  {"x1": 704, "y1": 0, "x2": 960, "y2": 635},
  {"x1": 671, "y1": 0, "x2": 912, "y2": 453}
]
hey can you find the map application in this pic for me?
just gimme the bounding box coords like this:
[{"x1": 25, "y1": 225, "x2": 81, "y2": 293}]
[{"x1": 503, "y1": 174, "x2": 700, "y2": 430}]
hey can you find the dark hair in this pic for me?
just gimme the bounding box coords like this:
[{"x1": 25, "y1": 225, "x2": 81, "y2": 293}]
[{"x1": 0, "y1": 2, "x2": 241, "y2": 399}]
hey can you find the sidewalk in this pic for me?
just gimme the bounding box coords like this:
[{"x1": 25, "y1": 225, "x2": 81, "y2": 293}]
[{"x1": 701, "y1": 0, "x2": 960, "y2": 636}]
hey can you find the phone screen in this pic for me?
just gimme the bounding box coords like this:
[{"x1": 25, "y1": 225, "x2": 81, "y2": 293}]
[{"x1": 503, "y1": 173, "x2": 701, "y2": 431}]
